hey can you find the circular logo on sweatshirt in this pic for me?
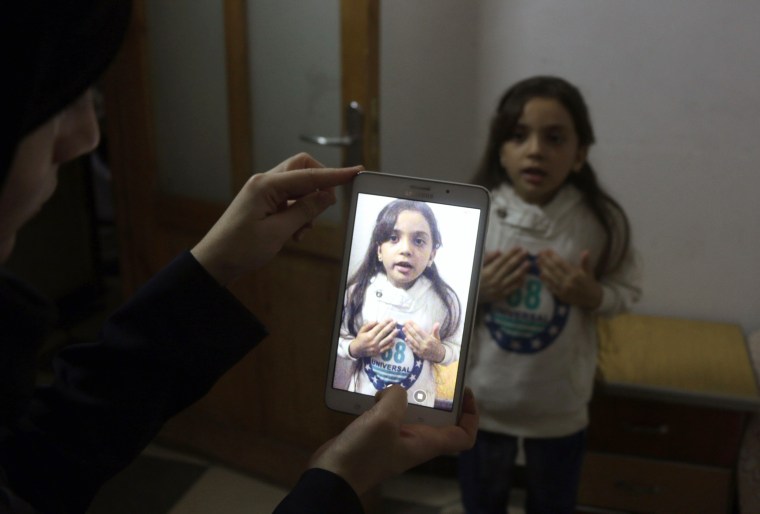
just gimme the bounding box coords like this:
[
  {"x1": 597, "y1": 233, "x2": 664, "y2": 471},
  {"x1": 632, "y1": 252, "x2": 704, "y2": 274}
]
[
  {"x1": 484, "y1": 255, "x2": 570, "y2": 353},
  {"x1": 363, "y1": 324, "x2": 424, "y2": 390}
]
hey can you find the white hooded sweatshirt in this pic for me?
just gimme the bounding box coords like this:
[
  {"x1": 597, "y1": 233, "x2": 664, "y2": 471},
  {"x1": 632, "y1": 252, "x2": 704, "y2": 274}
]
[{"x1": 466, "y1": 183, "x2": 641, "y2": 437}]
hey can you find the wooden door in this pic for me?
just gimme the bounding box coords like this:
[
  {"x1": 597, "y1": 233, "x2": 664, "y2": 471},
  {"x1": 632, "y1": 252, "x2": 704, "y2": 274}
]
[{"x1": 101, "y1": 0, "x2": 379, "y2": 487}]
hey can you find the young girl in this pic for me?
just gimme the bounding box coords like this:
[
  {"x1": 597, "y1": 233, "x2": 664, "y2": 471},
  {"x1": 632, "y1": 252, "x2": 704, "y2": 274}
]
[
  {"x1": 459, "y1": 76, "x2": 641, "y2": 513},
  {"x1": 337, "y1": 199, "x2": 462, "y2": 408}
]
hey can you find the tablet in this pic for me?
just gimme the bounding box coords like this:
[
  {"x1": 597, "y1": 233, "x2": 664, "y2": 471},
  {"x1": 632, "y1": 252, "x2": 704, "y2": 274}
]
[{"x1": 325, "y1": 171, "x2": 489, "y2": 426}]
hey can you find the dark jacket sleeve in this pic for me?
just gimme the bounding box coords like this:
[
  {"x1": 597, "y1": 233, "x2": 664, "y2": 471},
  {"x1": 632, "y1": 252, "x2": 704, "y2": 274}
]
[
  {"x1": 0, "y1": 252, "x2": 267, "y2": 514},
  {"x1": 274, "y1": 469, "x2": 364, "y2": 514}
]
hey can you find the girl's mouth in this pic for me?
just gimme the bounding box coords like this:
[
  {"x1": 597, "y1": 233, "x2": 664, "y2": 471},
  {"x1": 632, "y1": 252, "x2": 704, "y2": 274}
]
[
  {"x1": 394, "y1": 262, "x2": 414, "y2": 273},
  {"x1": 521, "y1": 167, "x2": 547, "y2": 185}
]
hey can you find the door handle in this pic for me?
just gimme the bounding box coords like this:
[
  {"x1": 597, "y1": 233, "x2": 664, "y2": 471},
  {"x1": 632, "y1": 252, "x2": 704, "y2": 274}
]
[
  {"x1": 299, "y1": 134, "x2": 356, "y2": 147},
  {"x1": 300, "y1": 101, "x2": 363, "y2": 166}
]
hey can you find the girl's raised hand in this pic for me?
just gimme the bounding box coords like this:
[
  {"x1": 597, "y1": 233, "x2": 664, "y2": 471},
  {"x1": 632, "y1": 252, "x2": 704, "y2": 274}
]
[
  {"x1": 404, "y1": 322, "x2": 445, "y2": 363},
  {"x1": 478, "y1": 247, "x2": 531, "y2": 304},
  {"x1": 537, "y1": 249, "x2": 603, "y2": 309},
  {"x1": 348, "y1": 319, "x2": 397, "y2": 359}
]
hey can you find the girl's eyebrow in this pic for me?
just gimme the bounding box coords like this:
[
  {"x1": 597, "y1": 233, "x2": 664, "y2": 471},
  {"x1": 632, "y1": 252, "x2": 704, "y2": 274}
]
[
  {"x1": 389, "y1": 229, "x2": 430, "y2": 240},
  {"x1": 515, "y1": 122, "x2": 569, "y2": 131},
  {"x1": 543, "y1": 124, "x2": 569, "y2": 132}
]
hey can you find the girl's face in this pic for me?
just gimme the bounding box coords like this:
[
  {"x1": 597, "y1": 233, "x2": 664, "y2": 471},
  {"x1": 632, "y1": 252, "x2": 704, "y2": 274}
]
[
  {"x1": 377, "y1": 209, "x2": 437, "y2": 289},
  {"x1": 499, "y1": 97, "x2": 587, "y2": 205},
  {"x1": 0, "y1": 89, "x2": 99, "y2": 263}
]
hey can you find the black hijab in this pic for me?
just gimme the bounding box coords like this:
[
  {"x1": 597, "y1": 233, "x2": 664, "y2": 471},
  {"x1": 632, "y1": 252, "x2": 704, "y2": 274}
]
[{"x1": 0, "y1": 0, "x2": 131, "y2": 186}]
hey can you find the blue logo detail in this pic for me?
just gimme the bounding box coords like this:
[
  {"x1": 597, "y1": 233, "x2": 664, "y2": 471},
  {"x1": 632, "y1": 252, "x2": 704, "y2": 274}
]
[
  {"x1": 484, "y1": 254, "x2": 570, "y2": 354},
  {"x1": 363, "y1": 324, "x2": 424, "y2": 391}
]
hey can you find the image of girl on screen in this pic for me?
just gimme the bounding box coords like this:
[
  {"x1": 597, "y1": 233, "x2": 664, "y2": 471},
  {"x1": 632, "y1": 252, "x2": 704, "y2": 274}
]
[{"x1": 336, "y1": 199, "x2": 462, "y2": 409}]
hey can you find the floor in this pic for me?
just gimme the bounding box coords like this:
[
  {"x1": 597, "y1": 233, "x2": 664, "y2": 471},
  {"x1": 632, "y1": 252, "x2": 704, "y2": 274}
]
[{"x1": 87, "y1": 444, "x2": 528, "y2": 514}]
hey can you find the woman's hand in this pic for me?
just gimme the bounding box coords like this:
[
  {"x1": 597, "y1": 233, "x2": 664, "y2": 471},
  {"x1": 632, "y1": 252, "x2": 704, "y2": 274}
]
[
  {"x1": 348, "y1": 319, "x2": 398, "y2": 358},
  {"x1": 404, "y1": 321, "x2": 445, "y2": 363},
  {"x1": 191, "y1": 153, "x2": 362, "y2": 286},
  {"x1": 309, "y1": 385, "x2": 479, "y2": 495},
  {"x1": 537, "y1": 249, "x2": 603, "y2": 309},
  {"x1": 478, "y1": 247, "x2": 531, "y2": 304}
]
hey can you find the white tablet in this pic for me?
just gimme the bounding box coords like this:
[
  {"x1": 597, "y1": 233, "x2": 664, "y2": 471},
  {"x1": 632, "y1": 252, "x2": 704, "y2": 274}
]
[{"x1": 325, "y1": 172, "x2": 490, "y2": 426}]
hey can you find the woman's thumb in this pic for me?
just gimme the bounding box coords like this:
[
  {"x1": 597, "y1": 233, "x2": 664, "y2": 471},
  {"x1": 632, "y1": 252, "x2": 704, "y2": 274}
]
[{"x1": 372, "y1": 385, "x2": 408, "y2": 423}]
